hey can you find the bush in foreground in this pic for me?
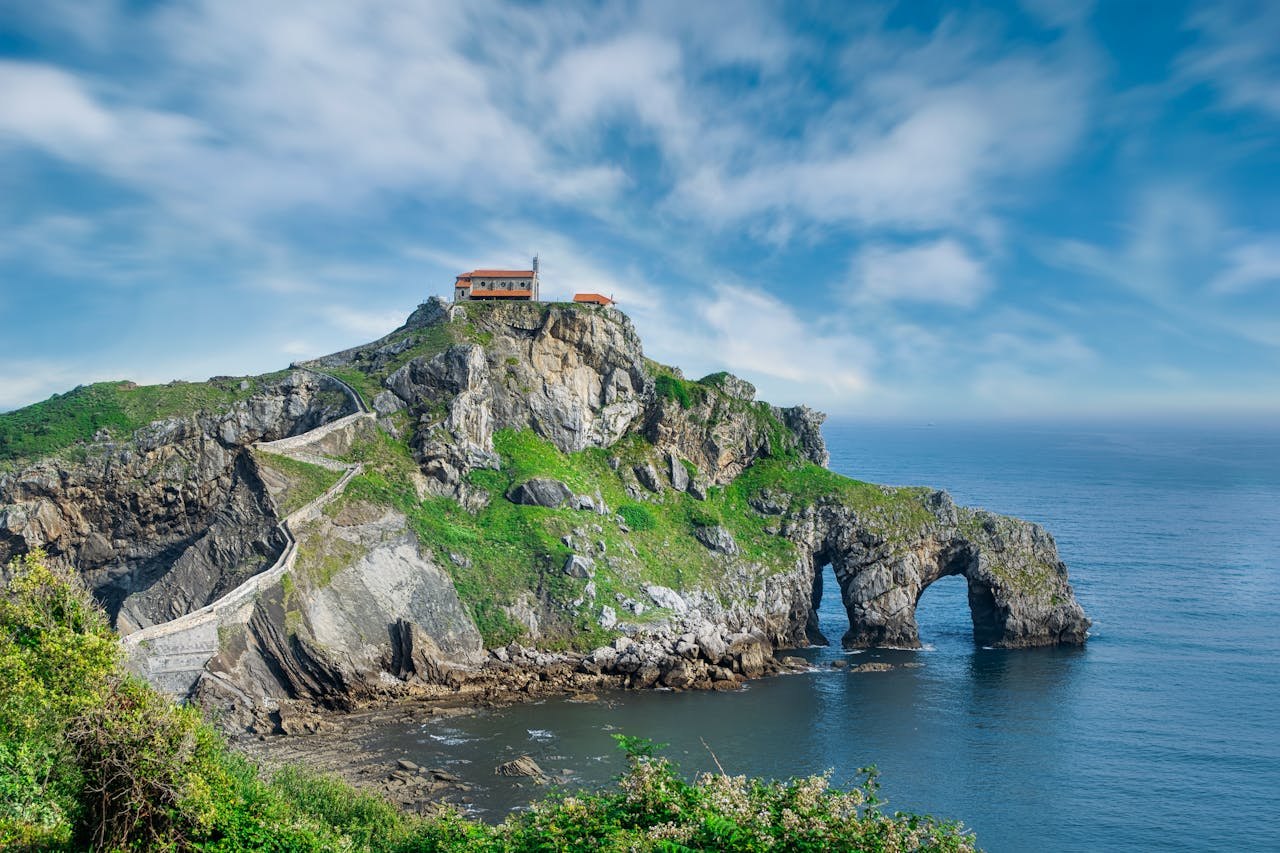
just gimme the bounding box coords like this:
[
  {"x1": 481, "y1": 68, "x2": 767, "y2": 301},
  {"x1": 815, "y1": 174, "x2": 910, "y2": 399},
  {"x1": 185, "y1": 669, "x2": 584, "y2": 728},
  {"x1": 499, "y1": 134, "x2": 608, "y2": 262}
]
[{"x1": 0, "y1": 551, "x2": 976, "y2": 851}]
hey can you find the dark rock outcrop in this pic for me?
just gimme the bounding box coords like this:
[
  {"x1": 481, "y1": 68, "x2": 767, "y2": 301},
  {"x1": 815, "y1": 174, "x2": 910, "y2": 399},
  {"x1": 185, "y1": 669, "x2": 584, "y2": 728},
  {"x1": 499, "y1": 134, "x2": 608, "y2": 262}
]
[
  {"x1": 506, "y1": 478, "x2": 573, "y2": 508},
  {"x1": 0, "y1": 371, "x2": 352, "y2": 629}
]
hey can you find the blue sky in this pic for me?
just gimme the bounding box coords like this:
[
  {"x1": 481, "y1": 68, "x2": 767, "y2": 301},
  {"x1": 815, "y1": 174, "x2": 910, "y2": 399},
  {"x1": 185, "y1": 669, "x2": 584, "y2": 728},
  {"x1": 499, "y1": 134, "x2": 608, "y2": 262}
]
[{"x1": 1, "y1": 0, "x2": 1278, "y2": 420}]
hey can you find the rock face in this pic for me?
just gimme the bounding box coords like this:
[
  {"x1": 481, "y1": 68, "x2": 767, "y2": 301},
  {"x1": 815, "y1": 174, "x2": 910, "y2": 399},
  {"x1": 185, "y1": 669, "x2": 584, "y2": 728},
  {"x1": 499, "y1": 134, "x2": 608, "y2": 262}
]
[
  {"x1": 1, "y1": 296, "x2": 1090, "y2": 721},
  {"x1": 197, "y1": 502, "x2": 485, "y2": 713},
  {"x1": 0, "y1": 371, "x2": 352, "y2": 630},
  {"x1": 782, "y1": 492, "x2": 1090, "y2": 649}
]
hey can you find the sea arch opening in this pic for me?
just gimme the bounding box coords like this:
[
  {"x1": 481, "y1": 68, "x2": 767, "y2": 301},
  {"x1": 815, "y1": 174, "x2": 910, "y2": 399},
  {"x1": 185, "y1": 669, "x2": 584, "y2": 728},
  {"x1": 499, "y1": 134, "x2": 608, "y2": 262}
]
[{"x1": 806, "y1": 542, "x2": 1004, "y2": 649}]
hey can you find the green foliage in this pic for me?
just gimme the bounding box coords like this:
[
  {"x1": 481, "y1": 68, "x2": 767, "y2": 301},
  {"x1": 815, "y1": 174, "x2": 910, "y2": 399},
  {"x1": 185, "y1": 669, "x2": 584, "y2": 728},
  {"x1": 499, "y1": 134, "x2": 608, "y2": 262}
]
[
  {"x1": 0, "y1": 553, "x2": 977, "y2": 851},
  {"x1": 618, "y1": 503, "x2": 657, "y2": 531},
  {"x1": 0, "y1": 550, "x2": 118, "y2": 849},
  {"x1": 731, "y1": 458, "x2": 936, "y2": 532},
  {"x1": 252, "y1": 451, "x2": 344, "y2": 515},
  {"x1": 0, "y1": 376, "x2": 285, "y2": 466},
  {"x1": 646, "y1": 359, "x2": 712, "y2": 412},
  {"x1": 498, "y1": 745, "x2": 975, "y2": 853},
  {"x1": 612, "y1": 734, "x2": 666, "y2": 759},
  {"x1": 268, "y1": 767, "x2": 408, "y2": 850},
  {"x1": 654, "y1": 374, "x2": 694, "y2": 409},
  {"x1": 323, "y1": 366, "x2": 381, "y2": 410}
]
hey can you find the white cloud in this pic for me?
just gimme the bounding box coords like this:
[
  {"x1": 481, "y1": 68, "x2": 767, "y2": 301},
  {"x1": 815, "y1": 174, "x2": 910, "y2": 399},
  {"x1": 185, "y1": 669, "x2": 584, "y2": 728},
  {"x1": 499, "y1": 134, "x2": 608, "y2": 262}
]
[
  {"x1": 0, "y1": 361, "x2": 85, "y2": 411},
  {"x1": 693, "y1": 286, "x2": 871, "y2": 397},
  {"x1": 319, "y1": 305, "x2": 407, "y2": 339},
  {"x1": 550, "y1": 34, "x2": 689, "y2": 149},
  {"x1": 852, "y1": 239, "x2": 991, "y2": 307},
  {"x1": 1181, "y1": 1, "x2": 1280, "y2": 119},
  {"x1": 668, "y1": 26, "x2": 1093, "y2": 235},
  {"x1": 280, "y1": 340, "x2": 314, "y2": 357},
  {"x1": 0, "y1": 61, "x2": 114, "y2": 151},
  {"x1": 1209, "y1": 240, "x2": 1280, "y2": 294}
]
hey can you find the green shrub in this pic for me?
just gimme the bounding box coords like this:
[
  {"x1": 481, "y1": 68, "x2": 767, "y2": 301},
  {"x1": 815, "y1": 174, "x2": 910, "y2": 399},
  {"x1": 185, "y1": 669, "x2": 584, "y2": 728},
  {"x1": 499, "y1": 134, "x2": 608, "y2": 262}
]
[
  {"x1": 654, "y1": 374, "x2": 694, "y2": 409},
  {"x1": 498, "y1": 739, "x2": 976, "y2": 853},
  {"x1": 618, "y1": 503, "x2": 657, "y2": 531},
  {"x1": 0, "y1": 550, "x2": 118, "y2": 849}
]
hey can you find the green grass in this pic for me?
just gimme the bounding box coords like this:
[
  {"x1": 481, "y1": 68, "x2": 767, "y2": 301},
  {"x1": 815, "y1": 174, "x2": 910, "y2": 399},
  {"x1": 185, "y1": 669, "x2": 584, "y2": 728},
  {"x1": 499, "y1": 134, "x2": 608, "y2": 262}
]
[
  {"x1": 293, "y1": 528, "x2": 367, "y2": 590},
  {"x1": 252, "y1": 451, "x2": 344, "y2": 515},
  {"x1": 0, "y1": 375, "x2": 288, "y2": 467},
  {"x1": 645, "y1": 359, "x2": 710, "y2": 410},
  {"x1": 332, "y1": 428, "x2": 812, "y2": 647},
  {"x1": 730, "y1": 458, "x2": 937, "y2": 533},
  {"x1": 322, "y1": 366, "x2": 381, "y2": 410}
]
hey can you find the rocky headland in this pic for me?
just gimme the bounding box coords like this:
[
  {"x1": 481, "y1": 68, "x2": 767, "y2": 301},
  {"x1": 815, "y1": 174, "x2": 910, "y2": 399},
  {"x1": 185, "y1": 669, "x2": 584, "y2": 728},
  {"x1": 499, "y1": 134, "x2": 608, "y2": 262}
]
[{"x1": 0, "y1": 298, "x2": 1090, "y2": 761}]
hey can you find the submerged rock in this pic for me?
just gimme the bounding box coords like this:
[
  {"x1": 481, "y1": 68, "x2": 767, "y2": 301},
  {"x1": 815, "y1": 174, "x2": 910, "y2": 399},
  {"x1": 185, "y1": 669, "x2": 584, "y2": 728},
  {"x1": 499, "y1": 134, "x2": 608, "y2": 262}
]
[{"x1": 495, "y1": 756, "x2": 545, "y2": 779}]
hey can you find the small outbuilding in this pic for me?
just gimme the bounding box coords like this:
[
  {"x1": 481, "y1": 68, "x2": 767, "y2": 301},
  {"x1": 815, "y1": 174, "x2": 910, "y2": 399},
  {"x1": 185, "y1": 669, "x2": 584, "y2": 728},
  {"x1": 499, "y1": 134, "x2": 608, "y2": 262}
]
[{"x1": 573, "y1": 293, "x2": 614, "y2": 306}]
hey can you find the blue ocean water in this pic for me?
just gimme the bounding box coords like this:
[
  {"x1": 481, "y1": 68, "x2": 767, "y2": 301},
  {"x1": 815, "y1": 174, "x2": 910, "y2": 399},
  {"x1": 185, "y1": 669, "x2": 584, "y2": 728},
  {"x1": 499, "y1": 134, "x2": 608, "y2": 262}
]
[{"x1": 364, "y1": 421, "x2": 1280, "y2": 851}]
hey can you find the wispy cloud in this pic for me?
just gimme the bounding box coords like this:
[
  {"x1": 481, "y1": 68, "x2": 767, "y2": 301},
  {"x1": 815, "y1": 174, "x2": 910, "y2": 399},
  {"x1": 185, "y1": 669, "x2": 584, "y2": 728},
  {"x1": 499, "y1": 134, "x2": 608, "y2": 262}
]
[
  {"x1": 1209, "y1": 240, "x2": 1280, "y2": 295},
  {"x1": 852, "y1": 239, "x2": 991, "y2": 307},
  {"x1": 1, "y1": 1, "x2": 1276, "y2": 420},
  {"x1": 1180, "y1": 0, "x2": 1280, "y2": 119}
]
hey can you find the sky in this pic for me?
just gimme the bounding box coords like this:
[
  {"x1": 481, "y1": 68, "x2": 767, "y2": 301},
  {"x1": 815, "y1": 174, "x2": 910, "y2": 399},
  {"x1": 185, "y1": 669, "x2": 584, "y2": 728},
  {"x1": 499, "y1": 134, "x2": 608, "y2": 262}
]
[{"x1": 1, "y1": 0, "x2": 1278, "y2": 421}]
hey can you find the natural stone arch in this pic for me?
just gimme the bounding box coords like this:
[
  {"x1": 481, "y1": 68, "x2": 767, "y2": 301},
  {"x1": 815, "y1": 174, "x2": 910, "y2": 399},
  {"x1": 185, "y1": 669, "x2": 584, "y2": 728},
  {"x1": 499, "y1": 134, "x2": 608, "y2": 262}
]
[
  {"x1": 792, "y1": 492, "x2": 1090, "y2": 651},
  {"x1": 833, "y1": 540, "x2": 1001, "y2": 648}
]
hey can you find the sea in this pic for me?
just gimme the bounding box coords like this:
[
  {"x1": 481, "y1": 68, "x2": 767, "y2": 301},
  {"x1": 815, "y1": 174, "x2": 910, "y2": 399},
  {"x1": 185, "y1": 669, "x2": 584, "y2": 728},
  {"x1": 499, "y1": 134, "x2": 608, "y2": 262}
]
[{"x1": 356, "y1": 420, "x2": 1280, "y2": 852}]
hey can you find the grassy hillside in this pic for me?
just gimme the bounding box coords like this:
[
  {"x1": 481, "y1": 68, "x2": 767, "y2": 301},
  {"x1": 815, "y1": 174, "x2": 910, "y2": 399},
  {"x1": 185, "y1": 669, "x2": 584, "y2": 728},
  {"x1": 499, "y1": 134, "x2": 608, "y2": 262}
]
[
  {"x1": 252, "y1": 450, "x2": 345, "y2": 516},
  {"x1": 0, "y1": 550, "x2": 976, "y2": 851},
  {"x1": 0, "y1": 374, "x2": 290, "y2": 468},
  {"x1": 330, "y1": 415, "x2": 939, "y2": 649}
]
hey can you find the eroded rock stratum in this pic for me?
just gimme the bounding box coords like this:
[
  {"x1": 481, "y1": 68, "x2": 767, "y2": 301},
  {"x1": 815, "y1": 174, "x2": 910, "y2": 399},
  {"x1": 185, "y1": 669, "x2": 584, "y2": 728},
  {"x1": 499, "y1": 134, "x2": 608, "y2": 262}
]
[{"x1": 0, "y1": 298, "x2": 1089, "y2": 724}]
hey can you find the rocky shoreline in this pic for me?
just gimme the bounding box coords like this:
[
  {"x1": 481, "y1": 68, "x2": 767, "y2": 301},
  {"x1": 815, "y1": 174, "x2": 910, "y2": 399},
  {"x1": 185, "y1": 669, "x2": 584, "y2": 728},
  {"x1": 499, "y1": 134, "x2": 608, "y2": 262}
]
[
  {"x1": 214, "y1": 626, "x2": 806, "y2": 735},
  {"x1": 232, "y1": 638, "x2": 818, "y2": 815}
]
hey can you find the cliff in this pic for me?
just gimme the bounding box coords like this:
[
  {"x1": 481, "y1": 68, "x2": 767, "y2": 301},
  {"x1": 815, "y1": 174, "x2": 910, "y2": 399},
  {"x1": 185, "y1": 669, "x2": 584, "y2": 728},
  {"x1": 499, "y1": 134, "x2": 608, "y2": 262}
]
[{"x1": 0, "y1": 298, "x2": 1089, "y2": 726}]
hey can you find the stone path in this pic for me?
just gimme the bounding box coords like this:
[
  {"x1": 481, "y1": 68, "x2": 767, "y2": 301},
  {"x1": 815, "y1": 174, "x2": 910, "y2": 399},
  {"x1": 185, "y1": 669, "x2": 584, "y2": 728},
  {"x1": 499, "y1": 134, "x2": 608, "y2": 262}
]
[{"x1": 123, "y1": 369, "x2": 376, "y2": 698}]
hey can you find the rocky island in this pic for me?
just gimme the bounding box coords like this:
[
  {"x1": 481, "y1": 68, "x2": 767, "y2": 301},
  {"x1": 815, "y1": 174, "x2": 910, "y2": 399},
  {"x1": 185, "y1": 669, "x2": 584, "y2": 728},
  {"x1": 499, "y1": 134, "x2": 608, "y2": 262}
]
[{"x1": 0, "y1": 298, "x2": 1089, "y2": 739}]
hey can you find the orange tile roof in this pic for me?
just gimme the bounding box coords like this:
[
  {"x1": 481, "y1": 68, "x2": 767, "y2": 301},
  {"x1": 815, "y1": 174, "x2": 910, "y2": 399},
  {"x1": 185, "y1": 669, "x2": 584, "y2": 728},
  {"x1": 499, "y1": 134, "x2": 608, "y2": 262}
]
[
  {"x1": 457, "y1": 269, "x2": 534, "y2": 280},
  {"x1": 573, "y1": 293, "x2": 614, "y2": 305}
]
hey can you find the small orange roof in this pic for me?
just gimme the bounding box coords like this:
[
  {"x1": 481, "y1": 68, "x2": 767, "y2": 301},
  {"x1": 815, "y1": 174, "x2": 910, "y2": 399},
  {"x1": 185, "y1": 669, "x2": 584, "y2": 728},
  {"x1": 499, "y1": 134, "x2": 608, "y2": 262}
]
[{"x1": 573, "y1": 293, "x2": 614, "y2": 306}]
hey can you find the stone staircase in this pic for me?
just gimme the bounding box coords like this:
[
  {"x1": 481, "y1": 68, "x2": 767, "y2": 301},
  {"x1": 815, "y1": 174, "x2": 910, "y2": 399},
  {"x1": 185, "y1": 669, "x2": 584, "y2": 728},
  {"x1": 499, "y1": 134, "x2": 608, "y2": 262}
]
[{"x1": 123, "y1": 371, "x2": 375, "y2": 699}]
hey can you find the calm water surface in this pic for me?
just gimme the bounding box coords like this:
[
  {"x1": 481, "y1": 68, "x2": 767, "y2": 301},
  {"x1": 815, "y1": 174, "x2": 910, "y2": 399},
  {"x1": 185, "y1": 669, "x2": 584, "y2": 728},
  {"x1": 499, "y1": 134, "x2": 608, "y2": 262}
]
[{"x1": 358, "y1": 421, "x2": 1280, "y2": 852}]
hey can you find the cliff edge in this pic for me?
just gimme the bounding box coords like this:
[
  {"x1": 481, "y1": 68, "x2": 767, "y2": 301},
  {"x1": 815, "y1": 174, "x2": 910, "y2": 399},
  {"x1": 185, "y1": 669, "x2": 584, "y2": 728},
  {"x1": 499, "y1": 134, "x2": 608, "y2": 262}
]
[{"x1": 0, "y1": 298, "x2": 1089, "y2": 726}]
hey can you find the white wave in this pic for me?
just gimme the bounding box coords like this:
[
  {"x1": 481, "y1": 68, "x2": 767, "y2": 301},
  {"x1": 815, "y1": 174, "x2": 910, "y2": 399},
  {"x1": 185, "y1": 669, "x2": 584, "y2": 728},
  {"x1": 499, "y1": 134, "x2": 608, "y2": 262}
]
[
  {"x1": 527, "y1": 729, "x2": 554, "y2": 741},
  {"x1": 429, "y1": 732, "x2": 473, "y2": 746}
]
